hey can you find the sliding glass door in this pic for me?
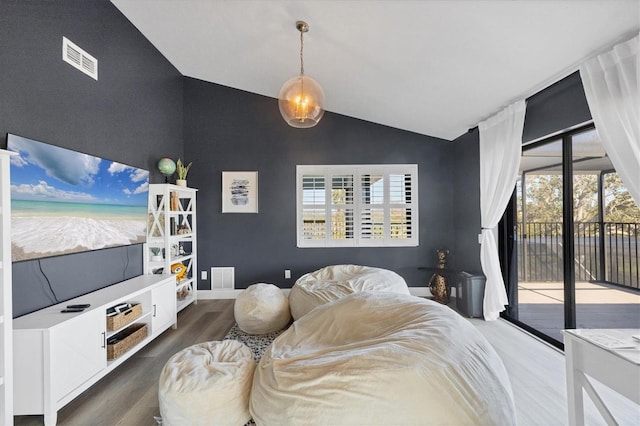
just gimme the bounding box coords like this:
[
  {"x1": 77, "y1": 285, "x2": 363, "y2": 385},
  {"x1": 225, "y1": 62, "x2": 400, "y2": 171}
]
[
  {"x1": 503, "y1": 124, "x2": 640, "y2": 347},
  {"x1": 511, "y1": 137, "x2": 566, "y2": 341}
]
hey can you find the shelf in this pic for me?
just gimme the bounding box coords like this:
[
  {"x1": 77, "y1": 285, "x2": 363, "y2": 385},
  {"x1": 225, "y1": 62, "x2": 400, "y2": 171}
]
[
  {"x1": 169, "y1": 233, "x2": 193, "y2": 241},
  {"x1": 146, "y1": 183, "x2": 197, "y2": 316},
  {"x1": 176, "y1": 278, "x2": 193, "y2": 292},
  {"x1": 177, "y1": 293, "x2": 195, "y2": 312},
  {"x1": 168, "y1": 254, "x2": 192, "y2": 264},
  {"x1": 106, "y1": 334, "x2": 152, "y2": 369},
  {"x1": 106, "y1": 311, "x2": 152, "y2": 338}
]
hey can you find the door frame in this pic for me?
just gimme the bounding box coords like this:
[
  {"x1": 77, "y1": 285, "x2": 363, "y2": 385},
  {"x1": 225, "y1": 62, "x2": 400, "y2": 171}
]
[{"x1": 501, "y1": 122, "x2": 596, "y2": 349}]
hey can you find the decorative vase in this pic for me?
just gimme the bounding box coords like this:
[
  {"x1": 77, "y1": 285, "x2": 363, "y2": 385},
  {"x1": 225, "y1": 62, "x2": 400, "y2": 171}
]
[
  {"x1": 176, "y1": 179, "x2": 187, "y2": 187},
  {"x1": 151, "y1": 255, "x2": 163, "y2": 262}
]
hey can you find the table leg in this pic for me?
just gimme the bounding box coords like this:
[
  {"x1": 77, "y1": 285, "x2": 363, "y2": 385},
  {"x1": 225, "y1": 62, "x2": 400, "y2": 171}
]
[
  {"x1": 44, "y1": 411, "x2": 57, "y2": 426},
  {"x1": 565, "y1": 337, "x2": 585, "y2": 425}
]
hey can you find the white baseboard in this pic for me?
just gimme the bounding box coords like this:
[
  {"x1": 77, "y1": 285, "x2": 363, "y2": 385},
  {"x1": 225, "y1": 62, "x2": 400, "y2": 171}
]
[
  {"x1": 197, "y1": 289, "x2": 243, "y2": 299},
  {"x1": 197, "y1": 287, "x2": 430, "y2": 299}
]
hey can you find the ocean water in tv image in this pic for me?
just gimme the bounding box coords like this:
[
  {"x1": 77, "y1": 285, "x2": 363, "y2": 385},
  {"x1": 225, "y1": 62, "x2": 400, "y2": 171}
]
[
  {"x1": 7, "y1": 134, "x2": 149, "y2": 262},
  {"x1": 11, "y1": 201, "x2": 147, "y2": 261}
]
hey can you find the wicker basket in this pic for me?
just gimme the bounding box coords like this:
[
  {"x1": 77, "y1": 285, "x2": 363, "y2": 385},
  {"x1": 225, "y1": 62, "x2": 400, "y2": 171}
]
[
  {"x1": 106, "y1": 303, "x2": 142, "y2": 331},
  {"x1": 107, "y1": 323, "x2": 148, "y2": 360}
]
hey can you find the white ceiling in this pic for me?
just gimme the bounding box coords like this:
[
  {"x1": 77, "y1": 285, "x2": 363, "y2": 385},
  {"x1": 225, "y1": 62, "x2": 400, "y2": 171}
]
[{"x1": 111, "y1": 0, "x2": 639, "y2": 141}]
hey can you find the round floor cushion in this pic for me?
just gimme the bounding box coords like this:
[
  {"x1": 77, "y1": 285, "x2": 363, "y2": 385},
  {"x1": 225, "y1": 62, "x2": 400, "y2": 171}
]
[
  {"x1": 251, "y1": 292, "x2": 516, "y2": 425},
  {"x1": 234, "y1": 283, "x2": 291, "y2": 334},
  {"x1": 288, "y1": 264, "x2": 410, "y2": 320},
  {"x1": 159, "y1": 340, "x2": 255, "y2": 426}
]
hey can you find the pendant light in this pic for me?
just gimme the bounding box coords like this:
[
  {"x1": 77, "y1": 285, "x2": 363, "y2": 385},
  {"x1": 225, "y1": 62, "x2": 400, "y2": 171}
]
[{"x1": 278, "y1": 21, "x2": 325, "y2": 128}]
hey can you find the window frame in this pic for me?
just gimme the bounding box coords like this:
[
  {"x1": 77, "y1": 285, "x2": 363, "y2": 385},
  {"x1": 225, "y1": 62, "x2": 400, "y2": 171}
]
[{"x1": 296, "y1": 164, "x2": 419, "y2": 248}]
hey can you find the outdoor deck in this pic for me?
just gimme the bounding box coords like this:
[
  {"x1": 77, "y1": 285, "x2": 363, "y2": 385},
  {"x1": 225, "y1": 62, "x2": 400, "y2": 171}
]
[{"x1": 517, "y1": 281, "x2": 640, "y2": 342}]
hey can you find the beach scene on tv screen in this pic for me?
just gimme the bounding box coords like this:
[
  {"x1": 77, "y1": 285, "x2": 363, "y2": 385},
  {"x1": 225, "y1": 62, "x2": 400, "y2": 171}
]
[{"x1": 7, "y1": 134, "x2": 149, "y2": 262}]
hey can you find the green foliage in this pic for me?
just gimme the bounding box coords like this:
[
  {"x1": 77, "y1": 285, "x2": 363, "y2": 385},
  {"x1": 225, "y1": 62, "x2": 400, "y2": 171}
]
[
  {"x1": 176, "y1": 158, "x2": 192, "y2": 180},
  {"x1": 604, "y1": 174, "x2": 640, "y2": 222},
  {"x1": 517, "y1": 172, "x2": 639, "y2": 236}
]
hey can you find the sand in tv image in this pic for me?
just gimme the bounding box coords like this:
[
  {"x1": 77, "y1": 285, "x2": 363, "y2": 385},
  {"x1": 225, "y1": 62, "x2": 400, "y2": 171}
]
[{"x1": 7, "y1": 134, "x2": 149, "y2": 262}]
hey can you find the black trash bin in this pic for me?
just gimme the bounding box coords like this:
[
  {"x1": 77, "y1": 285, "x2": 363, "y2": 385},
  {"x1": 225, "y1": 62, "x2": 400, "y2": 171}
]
[{"x1": 454, "y1": 272, "x2": 485, "y2": 318}]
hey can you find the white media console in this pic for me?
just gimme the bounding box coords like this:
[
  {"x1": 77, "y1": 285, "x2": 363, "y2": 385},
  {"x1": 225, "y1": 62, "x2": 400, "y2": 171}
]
[{"x1": 13, "y1": 274, "x2": 177, "y2": 426}]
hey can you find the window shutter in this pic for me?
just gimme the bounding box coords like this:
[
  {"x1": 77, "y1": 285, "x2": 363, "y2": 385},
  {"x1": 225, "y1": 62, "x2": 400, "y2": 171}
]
[
  {"x1": 297, "y1": 165, "x2": 418, "y2": 247},
  {"x1": 301, "y1": 174, "x2": 326, "y2": 243}
]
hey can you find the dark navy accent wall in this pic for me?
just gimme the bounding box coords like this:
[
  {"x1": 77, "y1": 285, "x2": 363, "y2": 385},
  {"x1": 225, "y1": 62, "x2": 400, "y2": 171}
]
[
  {"x1": 523, "y1": 71, "x2": 592, "y2": 143},
  {"x1": 184, "y1": 78, "x2": 455, "y2": 290},
  {"x1": 1, "y1": 0, "x2": 184, "y2": 317},
  {"x1": 452, "y1": 129, "x2": 482, "y2": 274},
  {"x1": 450, "y1": 71, "x2": 592, "y2": 278}
]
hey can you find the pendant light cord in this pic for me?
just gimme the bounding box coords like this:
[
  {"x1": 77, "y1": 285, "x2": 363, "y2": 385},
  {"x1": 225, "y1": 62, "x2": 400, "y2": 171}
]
[{"x1": 299, "y1": 30, "x2": 305, "y2": 76}]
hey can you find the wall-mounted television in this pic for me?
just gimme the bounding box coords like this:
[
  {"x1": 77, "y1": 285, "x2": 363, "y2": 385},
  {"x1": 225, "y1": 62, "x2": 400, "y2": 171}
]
[{"x1": 7, "y1": 133, "x2": 149, "y2": 262}]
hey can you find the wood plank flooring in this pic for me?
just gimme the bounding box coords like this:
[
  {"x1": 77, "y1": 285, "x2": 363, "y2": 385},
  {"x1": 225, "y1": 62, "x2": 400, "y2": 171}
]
[{"x1": 14, "y1": 300, "x2": 640, "y2": 425}]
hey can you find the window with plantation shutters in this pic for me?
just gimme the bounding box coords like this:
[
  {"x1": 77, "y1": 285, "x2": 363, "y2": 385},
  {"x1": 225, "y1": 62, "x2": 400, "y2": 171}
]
[{"x1": 297, "y1": 165, "x2": 418, "y2": 247}]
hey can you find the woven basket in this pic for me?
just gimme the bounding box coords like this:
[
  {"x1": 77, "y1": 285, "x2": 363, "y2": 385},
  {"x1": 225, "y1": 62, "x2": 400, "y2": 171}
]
[
  {"x1": 107, "y1": 323, "x2": 148, "y2": 360},
  {"x1": 107, "y1": 303, "x2": 142, "y2": 331}
]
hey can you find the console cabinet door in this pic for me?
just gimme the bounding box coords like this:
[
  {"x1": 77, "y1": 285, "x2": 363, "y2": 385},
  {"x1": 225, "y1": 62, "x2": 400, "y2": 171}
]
[
  {"x1": 50, "y1": 309, "x2": 106, "y2": 402},
  {"x1": 152, "y1": 281, "x2": 177, "y2": 333}
]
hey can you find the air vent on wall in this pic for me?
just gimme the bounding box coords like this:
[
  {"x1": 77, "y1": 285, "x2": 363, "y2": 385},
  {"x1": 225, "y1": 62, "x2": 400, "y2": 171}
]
[
  {"x1": 211, "y1": 267, "x2": 235, "y2": 290},
  {"x1": 62, "y1": 37, "x2": 98, "y2": 80}
]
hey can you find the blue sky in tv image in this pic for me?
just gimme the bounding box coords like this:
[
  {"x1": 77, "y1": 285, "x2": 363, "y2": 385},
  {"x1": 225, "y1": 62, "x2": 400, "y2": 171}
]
[
  {"x1": 6, "y1": 133, "x2": 149, "y2": 262},
  {"x1": 7, "y1": 134, "x2": 148, "y2": 206}
]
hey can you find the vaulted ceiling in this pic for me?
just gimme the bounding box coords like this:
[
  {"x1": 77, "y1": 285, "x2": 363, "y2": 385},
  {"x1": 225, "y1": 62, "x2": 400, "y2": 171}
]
[{"x1": 111, "y1": 0, "x2": 639, "y2": 140}]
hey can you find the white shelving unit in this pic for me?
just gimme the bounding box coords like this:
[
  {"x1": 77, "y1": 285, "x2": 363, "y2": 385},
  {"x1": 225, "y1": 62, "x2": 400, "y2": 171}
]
[
  {"x1": 0, "y1": 149, "x2": 15, "y2": 426},
  {"x1": 146, "y1": 184, "x2": 198, "y2": 312}
]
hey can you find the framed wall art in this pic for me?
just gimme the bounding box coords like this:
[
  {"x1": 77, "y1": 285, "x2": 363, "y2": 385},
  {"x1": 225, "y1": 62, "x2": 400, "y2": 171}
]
[{"x1": 222, "y1": 171, "x2": 258, "y2": 213}]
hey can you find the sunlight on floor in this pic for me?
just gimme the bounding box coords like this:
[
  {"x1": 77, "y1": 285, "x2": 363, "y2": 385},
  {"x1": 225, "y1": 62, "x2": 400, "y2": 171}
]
[{"x1": 518, "y1": 281, "x2": 640, "y2": 304}]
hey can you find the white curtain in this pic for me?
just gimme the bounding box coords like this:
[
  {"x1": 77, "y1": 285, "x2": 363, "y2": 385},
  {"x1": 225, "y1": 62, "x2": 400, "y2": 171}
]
[
  {"x1": 479, "y1": 100, "x2": 526, "y2": 321},
  {"x1": 580, "y1": 34, "x2": 640, "y2": 205}
]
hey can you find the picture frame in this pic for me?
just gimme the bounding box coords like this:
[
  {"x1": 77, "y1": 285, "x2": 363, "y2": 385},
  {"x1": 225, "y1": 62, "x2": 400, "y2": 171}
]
[{"x1": 222, "y1": 171, "x2": 258, "y2": 213}]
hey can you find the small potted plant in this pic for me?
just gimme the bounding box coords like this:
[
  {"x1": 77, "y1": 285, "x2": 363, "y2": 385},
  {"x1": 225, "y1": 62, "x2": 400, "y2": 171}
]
[
  {"x1": 150, "y1": 247, "x2": 163, "y2": 262},
  {"x1": 175, "y1": 158, "x2": 192, "y2": 187}
]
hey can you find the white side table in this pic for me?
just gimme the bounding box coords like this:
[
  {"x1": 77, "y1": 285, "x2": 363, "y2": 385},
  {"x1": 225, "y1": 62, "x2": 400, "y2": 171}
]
[{"x1": 563, "y1": 329, "x2": 640, "y2": 426}]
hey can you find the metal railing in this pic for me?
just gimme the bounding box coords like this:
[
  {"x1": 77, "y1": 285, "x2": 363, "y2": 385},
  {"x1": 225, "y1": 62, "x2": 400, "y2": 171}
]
[{"x1": 516, "y1": 221, "x2": 639, "y2": 289}]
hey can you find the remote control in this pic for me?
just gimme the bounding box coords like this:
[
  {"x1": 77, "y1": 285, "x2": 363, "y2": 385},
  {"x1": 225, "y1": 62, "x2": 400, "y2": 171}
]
[
  {"x1": 67, "y1": 304, "x2": 90, "y2": 309},
  {"x1": 61, "y1": 308, "x2": 84, "y2": 313}
]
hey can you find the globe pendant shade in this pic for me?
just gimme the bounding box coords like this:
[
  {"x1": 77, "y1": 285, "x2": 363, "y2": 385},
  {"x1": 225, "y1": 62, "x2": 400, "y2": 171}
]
[{"x1": 278, "y1": 75, "x2": 325, "y2": 128}]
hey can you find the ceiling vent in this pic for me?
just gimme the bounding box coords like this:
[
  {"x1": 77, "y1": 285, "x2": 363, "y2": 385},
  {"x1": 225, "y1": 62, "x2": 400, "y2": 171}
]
[{"x1": 62, "y1": 37, "x2": 98, "y2": 80}]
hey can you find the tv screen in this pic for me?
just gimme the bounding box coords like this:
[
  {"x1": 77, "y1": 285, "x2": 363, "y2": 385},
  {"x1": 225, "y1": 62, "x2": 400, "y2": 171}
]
[{"x1": 7, "y1": 133, "x2": 149, "y2": 262}]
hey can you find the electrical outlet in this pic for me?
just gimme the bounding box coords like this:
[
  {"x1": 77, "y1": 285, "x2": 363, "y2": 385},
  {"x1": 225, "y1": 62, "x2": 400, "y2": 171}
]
[
  {"x1": 284, "y1": 269, "x2": 291, "y2": 279},
  {"x1": 201, "y1": 270, "x2": 207, "y2": 280}
]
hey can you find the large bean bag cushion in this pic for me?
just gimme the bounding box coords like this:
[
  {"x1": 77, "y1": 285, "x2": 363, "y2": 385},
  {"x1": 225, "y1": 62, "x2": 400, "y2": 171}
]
[
  {"x1": 159, "y1": 340, "x2": 255, "y2": 426},
  {"x1": 251, "y1": 292, "x2": 516, "y2": 426},
  {"x1": 288, "y1": 264, "x2": 410, "y2": 320},
  {"x1": 234, "y1": 283, "x2": 291, "y2": 334}
]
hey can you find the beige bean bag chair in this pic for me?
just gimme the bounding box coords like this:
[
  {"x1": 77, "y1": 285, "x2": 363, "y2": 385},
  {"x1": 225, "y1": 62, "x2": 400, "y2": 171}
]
[
  {"x1": 288, "y1": 264, "x2": 410, "y2": 320},
  {"x1": 251, "y1": 292, "x2": 516, "y2": 426},
  {"x1": 159, "y1": 340, "x2": 255, "y2": 426},
  {"x1": 234, "y1": 283, "x2": 291, "y2": 334}
]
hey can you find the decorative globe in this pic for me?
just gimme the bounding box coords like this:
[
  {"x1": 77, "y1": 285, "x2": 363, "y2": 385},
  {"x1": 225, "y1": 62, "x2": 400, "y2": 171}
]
[{"x1": 158, "y1": 158, "x2": 176, "y2": 180}]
